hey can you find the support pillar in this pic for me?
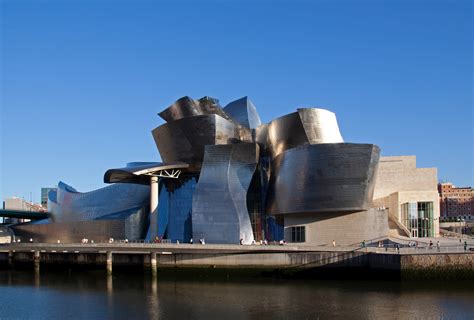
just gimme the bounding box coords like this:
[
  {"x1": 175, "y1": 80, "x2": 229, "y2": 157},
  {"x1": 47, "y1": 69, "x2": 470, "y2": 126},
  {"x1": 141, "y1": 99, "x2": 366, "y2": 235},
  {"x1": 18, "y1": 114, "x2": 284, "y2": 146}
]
[
  {"x1": 34, "y1": 250, "x2": 40, "y2": 273},
  {"x1": 106, "y1": 251, "x2": 113, "y2": 275},
  {"x1": 8, "y1": 251, "x2": 13, "y2": 267},
  {"x1": 150, "y1": 252, "x2": 157, "y2": 276},
  {"x1": 150, "y1": 176, "x2": 159, "y2": 241}
]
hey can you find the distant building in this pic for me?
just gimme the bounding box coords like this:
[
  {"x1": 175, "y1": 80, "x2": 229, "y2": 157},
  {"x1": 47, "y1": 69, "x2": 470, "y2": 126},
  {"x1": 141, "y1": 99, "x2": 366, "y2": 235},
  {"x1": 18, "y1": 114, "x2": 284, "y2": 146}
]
[
  {"x1": 41, "y1": 187, "x2": 57, "y2": 208},
  {"x1": 3, "y1": 197, "x2": 30, "y2": 211},
  {"x1": 373, "y1": 156, "x2": 439, "y2": 238},
  {"x1": 438, "y1": 183, "x2": 473, "y2": 221},
  {"x1": 2, "y1": 197, "x2": 45, "y2": 224}
]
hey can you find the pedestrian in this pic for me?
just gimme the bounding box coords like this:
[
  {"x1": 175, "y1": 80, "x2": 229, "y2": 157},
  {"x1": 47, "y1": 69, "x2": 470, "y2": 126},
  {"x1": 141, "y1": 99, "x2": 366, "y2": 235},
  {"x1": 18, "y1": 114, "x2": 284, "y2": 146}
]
[
  {"x1": 361, "y1": 240, "x2": 366, "y2": 248},
  {"x1": 396, "y1": 244, "x2": 400, "y2": 254},
  {"x1": 429, "y1": 240, "x2": 433, "y2": 249},
  {"x1": 190, "y1": 238, "x2": 193, "y2": 244},
  {"x1": 240, "y1": 238, "x2": 243, "y2": 245},
  {"x1": 332, "y1": 240, "x2": 336, "y2": 247},
  {"x1": 436, "y1": 241, "x2": 440, "y2": 252},
  {"x1": 464, "y1": 241, "x2": 468, "y2": 252}
]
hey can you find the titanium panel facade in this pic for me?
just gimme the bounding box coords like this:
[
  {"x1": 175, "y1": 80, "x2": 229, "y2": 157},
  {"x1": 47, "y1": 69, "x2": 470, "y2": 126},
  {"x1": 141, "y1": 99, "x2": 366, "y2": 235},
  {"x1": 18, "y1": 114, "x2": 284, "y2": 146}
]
[
  {"x1": 48, "y1": 181, "x2": 149, "y2": 223},
  {"x1": 265, "y1": 108, "x2": 344, "y2": 158},
  {"x1": 223, "y1": 96, "x2": 262, "y2": 129},
  {"x1": 158, "y1": 96, "x2": 230, "y2": 122},
  {"x1": 192, "y1": 143, "x2": 259, "y2": 244},
  {"x1": 297, "y1": 108, "x2": 343, "y2": 144},
  {"x1": 267, "y1": 143, "x2": 380, "y2": 214},
  {"x1": 152, "y1": 114, "x2": 251, "y2": 170}
]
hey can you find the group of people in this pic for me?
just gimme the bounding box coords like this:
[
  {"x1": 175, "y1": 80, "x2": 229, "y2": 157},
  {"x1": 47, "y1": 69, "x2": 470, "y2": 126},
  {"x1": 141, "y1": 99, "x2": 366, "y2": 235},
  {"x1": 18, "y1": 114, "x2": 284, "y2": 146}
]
[
  {"x1": 188, "y1": 238, "x2": 205, "y2": 244},
  {"x1": 239, "y1": 238, "x2": 271, "y2": 245}
]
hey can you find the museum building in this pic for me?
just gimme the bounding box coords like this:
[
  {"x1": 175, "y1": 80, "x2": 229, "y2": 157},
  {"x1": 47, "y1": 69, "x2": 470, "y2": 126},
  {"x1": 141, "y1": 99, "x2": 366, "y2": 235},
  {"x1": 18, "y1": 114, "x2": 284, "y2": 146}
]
[{"x1": 12, "y1": 96, "x2": 439, "y2": 244}]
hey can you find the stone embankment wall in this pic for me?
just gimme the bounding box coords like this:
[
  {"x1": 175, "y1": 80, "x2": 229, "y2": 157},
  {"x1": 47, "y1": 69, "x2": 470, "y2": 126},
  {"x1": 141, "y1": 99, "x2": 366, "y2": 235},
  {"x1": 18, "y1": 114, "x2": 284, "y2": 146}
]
[
  {"x1": 1, "y1": 247, "x2": 472, "y2": 280},
  {"x1": 400, "y1": 253, "x2": 473, "y2": 280}
]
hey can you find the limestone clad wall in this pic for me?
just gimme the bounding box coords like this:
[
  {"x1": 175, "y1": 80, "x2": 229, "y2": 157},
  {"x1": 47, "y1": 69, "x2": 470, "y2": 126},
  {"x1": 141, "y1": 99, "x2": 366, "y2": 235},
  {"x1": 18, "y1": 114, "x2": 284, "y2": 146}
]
[{"x1": 283, "y1": 209, "x2": 389, "y2": 246}]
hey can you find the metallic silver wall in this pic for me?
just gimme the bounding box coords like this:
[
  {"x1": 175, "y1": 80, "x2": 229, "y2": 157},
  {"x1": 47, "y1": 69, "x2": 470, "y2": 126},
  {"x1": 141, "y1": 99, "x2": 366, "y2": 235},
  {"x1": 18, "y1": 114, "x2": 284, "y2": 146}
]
[
  {"x1": 11, "y1": 219, "x2": 127, "y2": 243},
  {"x1": 267, "y1": 143, "x2": 380, "y2": 215},
  {"x1": 152, "y1": 114, "x2": 252, "y2": 170},
  {"x1": 265, "y1": 108, "x2": 344, "y2": 158},
  {"x1": 192, "y1": 143, "x2": 259, "y2": 244},
  {"x1": 48, "y1": 181, "x2": 149, "y2": 223},
  {"x1": 223, "y1": 96, "x2": 262, "y2": 129},
  {"x1": 158, "y1": 96, "x2": 230, "y2": 123}
]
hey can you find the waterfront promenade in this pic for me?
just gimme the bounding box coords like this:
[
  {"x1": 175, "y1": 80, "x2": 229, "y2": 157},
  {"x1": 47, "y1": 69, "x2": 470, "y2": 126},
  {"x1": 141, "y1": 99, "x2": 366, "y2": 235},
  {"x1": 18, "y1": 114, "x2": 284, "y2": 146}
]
[{"x1": 1, "y1": 239, "x2": 473, "y2": 280}]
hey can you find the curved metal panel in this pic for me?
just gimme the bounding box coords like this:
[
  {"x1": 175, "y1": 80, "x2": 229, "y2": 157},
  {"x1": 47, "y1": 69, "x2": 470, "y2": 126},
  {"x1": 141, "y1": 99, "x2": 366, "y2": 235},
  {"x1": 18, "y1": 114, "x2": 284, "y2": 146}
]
[
  {"x1": 223, "y1": 96, "x2": 262, "y2": 129},
  {"x1": 192, "y1": 143, "x2": 259, "y2": 244},
  {"x1": 265, "y1": 108, "x2": 344, "y2": 158},
  {"x1": 49, "y1": 181, "x2": 150, "y2": 223},
  {"x1": 152, "y1": 114, "x2": 251, "y2": 170},
  {"x1": 266, "y1": 143, "x2": 380, "y2": 214},
  {"x1": 158, "y1": 96, "x2": 230, "y2": 122},
  {"x1": 297, "y1": 108, "x2": 343, "y2": 144},
  {"x1": 197, "y1": 96, "x2": 231, "y2": 121},
  {"x1": 266, "y1": 111, "x2": 310, "y2": 158},
  {"x1": 158, "y1": 96, "x2": 201, "y2": 122}
]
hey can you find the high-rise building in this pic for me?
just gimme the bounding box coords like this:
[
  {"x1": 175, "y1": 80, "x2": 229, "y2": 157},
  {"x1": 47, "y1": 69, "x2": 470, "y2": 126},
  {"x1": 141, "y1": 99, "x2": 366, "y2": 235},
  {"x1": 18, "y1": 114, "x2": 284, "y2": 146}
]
[{"x1": 41, "y1": 187, "x2": 57, "y2": 208}]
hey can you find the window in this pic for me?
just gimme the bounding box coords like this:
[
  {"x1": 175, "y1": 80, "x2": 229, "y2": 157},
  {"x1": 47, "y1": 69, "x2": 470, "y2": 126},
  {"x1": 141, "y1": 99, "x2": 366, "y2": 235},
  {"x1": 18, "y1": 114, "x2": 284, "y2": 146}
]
[{"x1": 291, "y1": 226, "x2": 305, "y2": 242}]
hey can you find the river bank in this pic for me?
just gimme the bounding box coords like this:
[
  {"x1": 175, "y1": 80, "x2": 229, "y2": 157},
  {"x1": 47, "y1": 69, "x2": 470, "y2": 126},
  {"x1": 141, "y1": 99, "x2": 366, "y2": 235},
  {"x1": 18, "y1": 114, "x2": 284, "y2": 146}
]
[{"x1": 1, "y1": 243, "x2": 472, "y2": 280}]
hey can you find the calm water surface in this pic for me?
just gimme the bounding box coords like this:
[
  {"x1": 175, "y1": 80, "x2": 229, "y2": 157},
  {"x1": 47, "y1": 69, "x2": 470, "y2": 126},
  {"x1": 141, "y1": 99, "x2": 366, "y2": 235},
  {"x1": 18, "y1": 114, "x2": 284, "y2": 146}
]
[{"x1": 0, "y1": 270, "x2": 473, "y2": 319}]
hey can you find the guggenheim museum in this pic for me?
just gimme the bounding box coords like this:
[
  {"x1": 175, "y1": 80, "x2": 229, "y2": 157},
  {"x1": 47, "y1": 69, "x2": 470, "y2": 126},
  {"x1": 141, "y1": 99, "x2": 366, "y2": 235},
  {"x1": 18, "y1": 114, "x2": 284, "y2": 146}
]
[{"x1": 12, "y1": 96, "x2": 439, "y2": 244}]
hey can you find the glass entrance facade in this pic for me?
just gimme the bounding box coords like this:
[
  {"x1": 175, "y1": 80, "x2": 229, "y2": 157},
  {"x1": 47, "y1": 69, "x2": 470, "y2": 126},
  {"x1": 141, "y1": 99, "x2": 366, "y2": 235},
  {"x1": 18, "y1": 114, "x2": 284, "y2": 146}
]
[{"x1": 401, "y1": 201, "x2": 434, "y2": 238}]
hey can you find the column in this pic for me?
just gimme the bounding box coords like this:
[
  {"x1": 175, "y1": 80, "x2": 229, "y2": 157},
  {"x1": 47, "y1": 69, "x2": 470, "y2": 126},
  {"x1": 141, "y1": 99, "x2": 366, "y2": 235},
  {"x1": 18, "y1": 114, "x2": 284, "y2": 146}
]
[
  {"x1": 150, "y1": 252, "x2": 157, "y2": 276},
  {"x1": 106, "y1": 251, "x2": 113, "y2": 275},
  {"x1": 149, "y1": 176, "x2": 159, "y2": 241},
  {"x1": 34, "y1": 250, "x2": 40, "y2": 272}
]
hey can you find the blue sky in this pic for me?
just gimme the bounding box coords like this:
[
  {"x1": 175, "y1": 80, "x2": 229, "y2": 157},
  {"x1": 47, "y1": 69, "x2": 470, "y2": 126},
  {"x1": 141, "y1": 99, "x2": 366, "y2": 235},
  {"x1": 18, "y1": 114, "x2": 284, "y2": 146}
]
[{"x1": 1, "y1": 0, "x2": 472, "y2": 202}]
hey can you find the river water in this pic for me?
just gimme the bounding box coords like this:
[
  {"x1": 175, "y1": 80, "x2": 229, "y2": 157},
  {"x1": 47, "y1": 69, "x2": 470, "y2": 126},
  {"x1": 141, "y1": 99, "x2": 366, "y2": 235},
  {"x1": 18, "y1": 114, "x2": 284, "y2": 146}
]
[{"x1": 0, "y1": 270, "x2": 473, "y2": 319}]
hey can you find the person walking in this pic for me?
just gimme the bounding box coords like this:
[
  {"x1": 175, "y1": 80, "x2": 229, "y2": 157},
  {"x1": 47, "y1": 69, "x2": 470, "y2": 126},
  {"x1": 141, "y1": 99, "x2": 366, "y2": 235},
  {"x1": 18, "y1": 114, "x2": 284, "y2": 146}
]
[
  {"x1": 464, "y1": 241, "x2": 468, "y2": 252},
  {"x1": 332, "y1": 240, "x2": 336, "y2": 247},
  {"x1": 436, "y1": 241, "x2": 440, "y2": 252}
]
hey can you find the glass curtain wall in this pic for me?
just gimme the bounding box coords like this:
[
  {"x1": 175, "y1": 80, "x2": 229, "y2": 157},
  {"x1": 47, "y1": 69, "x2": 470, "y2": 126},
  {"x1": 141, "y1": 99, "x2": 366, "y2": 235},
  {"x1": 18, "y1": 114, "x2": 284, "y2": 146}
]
[{"x1": 401, "y1": 201, "x2": 434, "y2": 238}]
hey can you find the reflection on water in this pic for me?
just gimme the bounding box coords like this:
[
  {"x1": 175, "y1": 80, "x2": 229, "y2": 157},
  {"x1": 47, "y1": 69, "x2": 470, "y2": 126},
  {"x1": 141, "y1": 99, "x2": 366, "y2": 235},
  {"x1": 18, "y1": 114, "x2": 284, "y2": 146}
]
[{"x1": 0, "y1": 270, "x2": 473, "y2": 319}]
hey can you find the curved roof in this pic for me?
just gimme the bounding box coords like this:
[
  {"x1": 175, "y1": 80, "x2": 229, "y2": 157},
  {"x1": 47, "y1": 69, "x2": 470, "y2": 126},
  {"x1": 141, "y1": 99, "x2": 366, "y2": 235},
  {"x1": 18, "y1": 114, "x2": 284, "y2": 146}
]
[{"x1": 104, "y1": 162, "x2": 189, "y2": 184}]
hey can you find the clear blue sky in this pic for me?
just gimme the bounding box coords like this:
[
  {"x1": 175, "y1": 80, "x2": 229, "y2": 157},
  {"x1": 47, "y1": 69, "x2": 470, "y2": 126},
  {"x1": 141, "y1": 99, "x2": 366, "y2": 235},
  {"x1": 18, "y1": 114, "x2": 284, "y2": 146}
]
[{"x1": 1, "y1": 0, "x2": 472, "y2": 202}]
